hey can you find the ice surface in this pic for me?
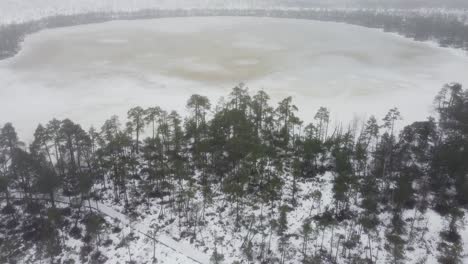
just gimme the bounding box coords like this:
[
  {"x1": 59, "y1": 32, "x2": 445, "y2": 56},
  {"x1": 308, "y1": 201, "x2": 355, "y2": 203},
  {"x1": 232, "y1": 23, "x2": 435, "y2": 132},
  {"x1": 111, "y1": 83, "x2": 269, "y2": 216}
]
[{"x1": 1, "y1": 17, "x2": 468, "y2": 141}]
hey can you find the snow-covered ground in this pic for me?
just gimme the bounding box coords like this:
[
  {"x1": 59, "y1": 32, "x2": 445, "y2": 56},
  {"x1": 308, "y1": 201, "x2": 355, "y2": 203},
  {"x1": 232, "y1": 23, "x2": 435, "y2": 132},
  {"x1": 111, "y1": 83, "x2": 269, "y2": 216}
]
[
  {"x1": 4, "y1": 171, "x2": 467, "y2": 263},
  {"x1": 1, "y1": 17, "x2": 468, "y2": 142},
  {"x1": 90, "y1": 173, "x2": 468, "y2": 264},
  {"x1": 3, "y1": 191, "x2": 210, "y2": 264}
]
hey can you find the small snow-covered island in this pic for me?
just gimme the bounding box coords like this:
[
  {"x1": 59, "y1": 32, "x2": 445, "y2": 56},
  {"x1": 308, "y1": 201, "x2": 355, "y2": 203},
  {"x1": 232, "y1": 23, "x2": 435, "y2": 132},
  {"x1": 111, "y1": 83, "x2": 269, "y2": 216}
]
[{"x1": 0, "y1": 1, "x2": 468, "y2": 264}]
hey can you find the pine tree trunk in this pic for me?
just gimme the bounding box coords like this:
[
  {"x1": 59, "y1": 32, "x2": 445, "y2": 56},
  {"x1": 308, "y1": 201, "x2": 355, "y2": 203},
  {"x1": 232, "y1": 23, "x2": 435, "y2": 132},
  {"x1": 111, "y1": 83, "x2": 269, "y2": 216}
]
[{"x1": 49, "y1": 191, "x2": 56, "y2": 208}]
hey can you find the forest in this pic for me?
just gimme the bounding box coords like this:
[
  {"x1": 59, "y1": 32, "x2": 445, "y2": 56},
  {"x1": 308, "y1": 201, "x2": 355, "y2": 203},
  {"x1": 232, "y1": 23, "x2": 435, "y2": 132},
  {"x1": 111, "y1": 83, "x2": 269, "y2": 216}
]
[{"x1": 0, "y1": 83, "x2": 467, "y2": 263}]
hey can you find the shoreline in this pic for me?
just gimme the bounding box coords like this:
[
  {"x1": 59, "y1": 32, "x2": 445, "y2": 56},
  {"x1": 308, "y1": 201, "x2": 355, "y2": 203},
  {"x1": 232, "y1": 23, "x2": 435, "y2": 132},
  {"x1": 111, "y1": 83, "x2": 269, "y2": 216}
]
[{"x1": 1, "y1": 8, "x2": 467, "y2": 62}]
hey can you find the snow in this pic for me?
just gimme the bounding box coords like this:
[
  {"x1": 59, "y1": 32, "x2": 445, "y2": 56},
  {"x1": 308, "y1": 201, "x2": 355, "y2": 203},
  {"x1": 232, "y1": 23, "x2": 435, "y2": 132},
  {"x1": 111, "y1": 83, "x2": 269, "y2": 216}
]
[
  {"x1": 3, "y1": 191, "x2": 210, "y2": 263},
  {"x1": 1, "y1": 17, "x2": 468, "y2": 142},
  {"x1": 2, "y1": 171, "x2": 467, "y2": 263},
  {"x1": 87, "y1": 172, "x2": 465, "y2": 264},
  {"x1": 92, "y1": 199, "x2": 211, "y2": 263}
]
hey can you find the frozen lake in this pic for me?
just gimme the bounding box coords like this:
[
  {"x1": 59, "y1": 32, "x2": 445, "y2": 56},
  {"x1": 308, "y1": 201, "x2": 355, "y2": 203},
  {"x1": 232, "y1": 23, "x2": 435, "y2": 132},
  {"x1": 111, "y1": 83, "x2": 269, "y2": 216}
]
[{"x1": 1, "y1": 17, "x2": 468, "y2": 140}]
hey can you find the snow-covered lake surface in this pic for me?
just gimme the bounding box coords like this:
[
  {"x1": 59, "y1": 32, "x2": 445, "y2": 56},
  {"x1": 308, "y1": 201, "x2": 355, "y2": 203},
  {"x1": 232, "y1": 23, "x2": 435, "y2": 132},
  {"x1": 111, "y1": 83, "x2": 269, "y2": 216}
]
[{"x1": 1, "y1": 16, "x2": 468, "y2": 141}]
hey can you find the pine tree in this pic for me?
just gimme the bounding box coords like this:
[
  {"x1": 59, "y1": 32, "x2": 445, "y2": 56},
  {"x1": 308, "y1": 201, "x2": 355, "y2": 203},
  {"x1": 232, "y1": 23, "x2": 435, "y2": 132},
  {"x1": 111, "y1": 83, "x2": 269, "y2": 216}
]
[
  {"x1": 127, "y1": 106, "x2": 146, "y2": 154},
  {"x1": 314, "y1": 107, "x2": 330, "y2": 141}
]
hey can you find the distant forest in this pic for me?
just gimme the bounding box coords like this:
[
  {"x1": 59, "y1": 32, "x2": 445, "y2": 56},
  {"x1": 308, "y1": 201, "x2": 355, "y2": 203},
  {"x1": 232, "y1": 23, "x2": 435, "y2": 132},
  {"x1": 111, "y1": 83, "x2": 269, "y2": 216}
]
[
  {"x1": 1, "y1": 8, "x2": 468, "y2": 60},
  {"x1": 342, "y1": 0, "x2": 468, "y2": 9},
  {"x1": 1, "y1": 83, "x2": 467, "y2": 263}
]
